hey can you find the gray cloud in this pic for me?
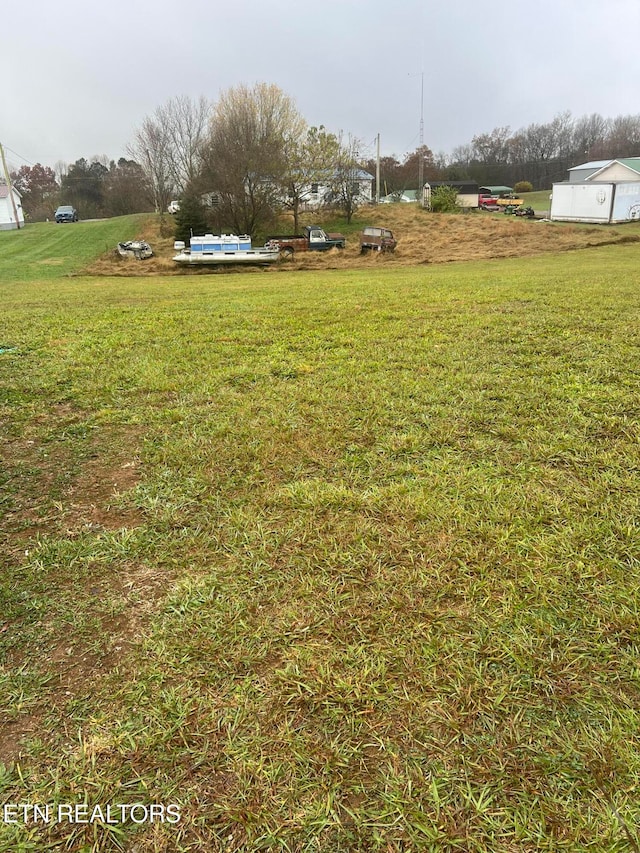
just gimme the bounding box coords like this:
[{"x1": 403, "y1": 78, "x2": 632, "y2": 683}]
[{"x1": 3, "y1": 0, "x2": 639, "y2": 170}]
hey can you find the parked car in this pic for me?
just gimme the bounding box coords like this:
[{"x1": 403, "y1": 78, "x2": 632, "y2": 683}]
[
  {"x1": 478, "y1": 193, "x2": 500, "y2": 211},
  {"x1": 167, "y1": 200, "x2": 180, "y2": 214},
  {"x1": 359, "y1": 226, "x2": 397, "y2": 253},
  {"x1": 55, "y1": 205, "x2": 78, "y2": 223}
]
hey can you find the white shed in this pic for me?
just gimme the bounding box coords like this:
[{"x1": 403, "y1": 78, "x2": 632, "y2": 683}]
[
  {"x1": 422, "y1": 181, "x2": 479, "y2": 209},
  {"x1": 0, "y1": 184, "x2": 24, "y2": 230}
]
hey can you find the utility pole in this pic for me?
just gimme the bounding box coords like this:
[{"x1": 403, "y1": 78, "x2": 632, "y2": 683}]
[
  {"x1": 376, "y1": 133, "x2": 381, "y2": 204},
  {"x1": 418, "y1": 71, "x2": 424, "y2": 202},
  {"x1": 0, "y1": 142, "x2": 21, "y2": 229}
]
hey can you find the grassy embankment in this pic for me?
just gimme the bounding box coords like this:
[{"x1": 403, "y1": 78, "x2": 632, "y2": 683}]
[
  {"x1": 519, "y1": 190, "x2": 553, "y2": 213},
  {"x1": 1, "y1": 217, "x2": 639, "y2": 851}
]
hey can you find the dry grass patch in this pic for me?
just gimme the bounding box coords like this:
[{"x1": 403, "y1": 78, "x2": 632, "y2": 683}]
[{"x1": 82, "y1": 205, "x2": 640, "y2": 277}]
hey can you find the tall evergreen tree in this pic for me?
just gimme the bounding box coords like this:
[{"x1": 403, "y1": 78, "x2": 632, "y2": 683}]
[{"x1": 173, "y1": 191, "x2": 209, "y2": 244}]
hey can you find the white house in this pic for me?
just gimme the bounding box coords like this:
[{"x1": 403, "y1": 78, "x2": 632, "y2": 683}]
[
  {"x1": 0, "y1": 184, "x2": 24, "y2": 230},
  {"x1": 299, "y1": 169, "x2": 374, "y2": 210},
  {"x1": 552, "y1": 157, "x2": 640, "y2": 223},
  {"x1": 198, "y1": 170, "x2": 375, "y2": 215}
]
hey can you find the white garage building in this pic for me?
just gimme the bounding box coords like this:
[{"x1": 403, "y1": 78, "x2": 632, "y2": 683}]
[{"x1": 551, "y1": 158, "x2": 640, "y2": 224}]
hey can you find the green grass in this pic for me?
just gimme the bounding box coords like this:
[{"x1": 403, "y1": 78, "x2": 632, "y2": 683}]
[
  {"x1": 519, "y1": 190, "x2": 553, "y2": 211},
  {"x1": 0, "y1": 215, "x2": 152, "y2": 282},
  {"x1": 1, "y1": 229, "x2": 639, "y2": 851}
]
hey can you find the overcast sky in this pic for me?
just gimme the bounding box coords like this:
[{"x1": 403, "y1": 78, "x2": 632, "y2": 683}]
[{"x1": 3, "y1": 0, "x2": 639, "y2": 172}]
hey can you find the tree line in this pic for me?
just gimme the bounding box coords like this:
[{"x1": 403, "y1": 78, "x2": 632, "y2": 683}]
[
  {"x1": 10, "y1": 89, "x2": 640, "y2": 230},
  {"x1": 366, "y1": 112, "x2": 640, "y2": 196},
  {"x1": 10, "y1": 158, "x2": 150, "y2": 222},
  {"x1": 447, "y1": 111, "x2": 640, "y2": 189}
]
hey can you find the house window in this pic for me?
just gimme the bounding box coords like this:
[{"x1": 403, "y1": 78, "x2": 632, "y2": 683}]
[
  {"x1": 311, "y1": 183, "x2": 319, "y2": 195},
  {"x1": 351, "y1": 183, "x2": 359, "y2": 195}
]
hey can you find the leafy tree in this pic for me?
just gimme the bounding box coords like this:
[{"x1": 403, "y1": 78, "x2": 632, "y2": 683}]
[
  {"x1": 364, "y1": 146, "x2": 439, "y2": 198},
  {"x1": 103, "y1": 158, "x2": 152, "y2": 216},
  {"x1": 280, "y1": 125, "x2": 341, "y2": 232},
  {"x1": 400, "y1": 144, "x2": 437, "y2": 193},
  {"x1": 60, "y1": 157, "x2": 108, "y2": 218},
  {"x1": 363, "y1": 154, "x2": 402, "y2": 198},
  {"x1": 202, "y1": 83, "x2": 306, "y2": 236},
  {"x1": 10, "y1": 163, "x2": 58, "y2": 221}
]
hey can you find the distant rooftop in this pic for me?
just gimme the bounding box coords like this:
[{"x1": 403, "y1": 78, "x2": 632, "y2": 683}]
[
  {"x1": 616, "y1": 157, "x2": 640, "y2": 172},
  {"x1": 568, "y1": 160, "x2": 611, "y2": 171},
  {"x1": 569, "y1": 157, "x2": 640, "y2": 173}
]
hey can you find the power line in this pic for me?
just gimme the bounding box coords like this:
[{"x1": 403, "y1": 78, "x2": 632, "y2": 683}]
[{"x1": 3, "y1": 145, "x2": 37, "y2": 167}]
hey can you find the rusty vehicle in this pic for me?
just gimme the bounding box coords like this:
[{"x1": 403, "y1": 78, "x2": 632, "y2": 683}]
[
  {"x1": 359, "y1": 225, "x2": 397, "y2": 253},
  {"x1": 265, "y1": 225, "x2": 345, "y2": 258}
]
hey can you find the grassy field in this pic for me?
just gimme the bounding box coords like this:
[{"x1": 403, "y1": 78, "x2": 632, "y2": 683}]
[
  {"x1": 1, "y1": 219, "x2": 639, "y2": 852},
  {"x1": 0, "y1": 215, "x2": 153, "y2": 283},
  {"x1": 519, "y1": 190, "x2": 553, "y2": 212}
]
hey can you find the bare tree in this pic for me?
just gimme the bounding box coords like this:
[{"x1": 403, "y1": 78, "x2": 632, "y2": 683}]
[
  {"x1": 521, "y1": 112, "x2": 573, "y2": 162},
  {"x1": 571, "y1": 113, "x2": 609, "y2": 160},
  {"x1": 203, "y1": 83, "x2": 306, "y2": 235},
  {"x1": 471, "y1": 126, "x2": 511, "y2": 164},
  {"x1": 128, "y1": 114, "x2": 174, "y2": 213},
  {"x1": 158, "y1": 95, "x2": 211, "y2": 193},
  {"x1": 128, "y1": 96, "x2": 210, "y2": 214},
  {"x1": 449, "y1": 143, "x2": 474, "y2": 168},
  {"x1": 54, "y1": 161, "x2": 68, "y2": 183},
  {"x1": 326, "y1": 133, "x2": 365, "y2": 223},
  {"x1": 600, "y1": 114, "x2": 640, "y2": 159}
]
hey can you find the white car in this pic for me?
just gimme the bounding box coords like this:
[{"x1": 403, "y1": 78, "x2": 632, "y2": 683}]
[{"x1": 167, "y1": 200, "x2": 180, "y2": 214}]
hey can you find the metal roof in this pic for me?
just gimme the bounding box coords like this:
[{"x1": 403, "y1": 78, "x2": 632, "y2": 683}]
[
  {"x1": 479, "y1": 185, "x2": 513, "y2": 193},
  {"x1": 568, "y1": 160, "x2": 611, "y2": 171},
  {"x1": 616, "y1": 157, "x2": 640, "y2": 173}
]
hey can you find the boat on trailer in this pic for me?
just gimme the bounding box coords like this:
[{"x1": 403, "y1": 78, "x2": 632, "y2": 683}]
[{"x1": 173, "y1": 234, "x2": 280, "y2": 266}]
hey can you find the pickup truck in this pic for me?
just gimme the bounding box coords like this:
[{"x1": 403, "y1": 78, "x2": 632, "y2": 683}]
[
  {"x1": 265, "y1": 225, "x2": 346, "y2": 257},
  {"x1": 478, "y1": 193, "x2": 500, "y2": 211},
  {"x1": 359, "y1": 226, "x2": 397, "y2": 253}
]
